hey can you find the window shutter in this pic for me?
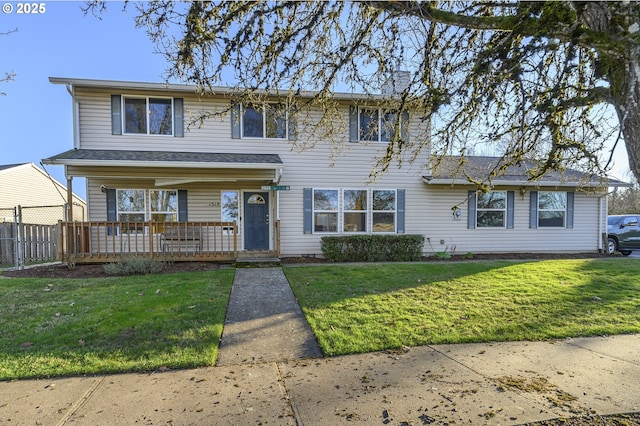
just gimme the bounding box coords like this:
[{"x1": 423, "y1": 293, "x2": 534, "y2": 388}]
[
  {"x1": 400, "y1": 111, "x2": 409, "y2": 141},
  {"x1": 111, "y1": 95, "x2": 122, "y2": 135},
  {"x1": 506, "y1": 191, "x2": 515, "y2": 229},
  {"x1": 231, "y1": 103, "x2": 241, "y2": 139},
  {"x1": 288, "y1": 107, "x2": 297, "y2": 141},
  {"x1": 349, "y1": 106, "x2": 358, "y2": 143},
  {"x1": 303, "y1": 188, "x2": 313, "y2": 234},
  {"x1": 178, "y1": 190, "x2": 188, "y2": 222},
  {"x1": 397, "y1": 189, "x2": 405, "y2": 234},
  {"x1": 529, "y1": 191, "x2": 538, "y2": 229},
  {"x1": 106, "y1": 188, "x2": 117, "y2": 236},
  {"x1": 467, "y1": 190, "x2": 477, "y2": 229},
  {"x1": 566, "y1": 191, "x2": 574, "y2": 229},
  {"x1": 174, "y1": 98, "x2": 184, "y2": 138}
]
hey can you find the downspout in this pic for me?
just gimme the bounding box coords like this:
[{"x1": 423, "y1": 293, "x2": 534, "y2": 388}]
[{"x1": 597, "y1": 188, "x2": 618, "y2": 252}]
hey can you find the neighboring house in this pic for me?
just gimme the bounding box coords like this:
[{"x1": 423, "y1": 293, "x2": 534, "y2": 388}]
[
  {"x1": 0, "y1": 162, "x2": 86, "y2": 224},
  {"x1": 42, "y1": 77, "x2": 626, "y2": 261}
]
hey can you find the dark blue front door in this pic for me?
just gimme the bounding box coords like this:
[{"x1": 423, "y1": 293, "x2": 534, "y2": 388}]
[{"x1": 244, "y1": 192, "x2": 269, "y2": 250}]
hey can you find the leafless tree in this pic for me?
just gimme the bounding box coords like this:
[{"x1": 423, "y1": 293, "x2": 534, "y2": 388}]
[{"x1": 86, "y1": 1, "x2": 640, "y2": 186}]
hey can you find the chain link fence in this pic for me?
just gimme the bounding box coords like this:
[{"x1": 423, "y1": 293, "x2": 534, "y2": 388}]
[{"x1": 0, "y1": 204, "x2": 85, "y2": 268}]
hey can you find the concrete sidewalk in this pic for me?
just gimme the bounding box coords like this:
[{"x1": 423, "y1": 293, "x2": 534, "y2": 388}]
[{"x1": 1, "y1": 267, "x2": 639, "y2": 425}]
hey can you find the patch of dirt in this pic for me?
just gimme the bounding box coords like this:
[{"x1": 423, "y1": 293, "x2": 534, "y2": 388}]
[
  {"x1": 1, "y1": 261, "x2": 224, "y2": 279},
  {"x1": 1, "y1": 252, "x2": 613, "y2": 279},
  {"x1": 281, "y1": 252, "x2": 610, "y2": 264}
]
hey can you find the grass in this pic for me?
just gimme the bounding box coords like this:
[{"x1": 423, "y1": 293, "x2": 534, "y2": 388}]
[
  {"x1": 284, "y1": 259, "x2": 640, "y2": 356},
  {"x1": 0, "y1": 269, "x2": 234, "y2": 381},
  {"x1": 2, "y1": 258, "x2": 639, "y2": 381}
]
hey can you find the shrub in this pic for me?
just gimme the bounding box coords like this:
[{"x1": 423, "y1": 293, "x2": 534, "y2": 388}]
[
  {"x1": 321, "y1": 235, "x2": 424, "y2": 262},
  {"x1": 103, "y1": 257, "x2": 167, "y2": 276}
]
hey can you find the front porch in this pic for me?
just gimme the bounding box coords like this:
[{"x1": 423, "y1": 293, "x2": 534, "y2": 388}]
[{"x1": 58, "y1": 221, "x2": 271, "y2": 264}]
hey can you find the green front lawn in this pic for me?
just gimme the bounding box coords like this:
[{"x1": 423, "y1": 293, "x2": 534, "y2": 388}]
[
  {"x1": 0, "y1": 269, "x2": 234, "y2": 381},
  {"x1": 2, "y1": 259, "x2": 639, "y2": 381},
  {"x1": 284, "y1": 259, "x2": 640, "y2": 356}
]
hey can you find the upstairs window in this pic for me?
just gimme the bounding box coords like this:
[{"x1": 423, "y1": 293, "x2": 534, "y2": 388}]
[
  {"x1": 350, "y1": 106, "x2": 408, "y2": 143},
  {"x1": 240, "y1": 103, "x2": 289, "y2": 139},
  {"x1": 124, "y1": 97, "x2": 173, "y2": 135},
  {"x1": 111, "y1": 95, "x2": 183, "y2": 137}
]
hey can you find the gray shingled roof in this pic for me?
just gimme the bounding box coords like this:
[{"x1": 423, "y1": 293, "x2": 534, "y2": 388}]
[
  {"x1": 427, "y1": 156, "x2": 628, "y2": 187},
  {"x1": 0, "y1": 163, "x2": 27, "y2": 171},
  {"x1": 43, "y1": 149, "x2": 283, "y2": 165}
]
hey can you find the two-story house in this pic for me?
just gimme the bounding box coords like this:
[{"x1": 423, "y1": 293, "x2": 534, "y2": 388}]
[{"x1": 42, "y1": 77, "x2": 622, "y2": 263}]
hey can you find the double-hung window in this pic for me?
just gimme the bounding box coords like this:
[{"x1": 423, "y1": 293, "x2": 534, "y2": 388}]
[
  {"x1": 343, "y1": 189, "x2": 368, "y2": 232},
  {"x1": 304, "y1": 188, "x2": 405, "y2": 234},
  {"x1": 351, "y1": 106, "x2": 408, "y2": 143},
  {"x1": 149, "y1": 190, "x2": 178, "y2": 223},
  {"x1": 538, "y1": 192, "x2": 567, "y2": 227},
  {"x1": 124, "y1": 97, "x2": 173, "y2": 135},
  {"x1": 116, "y1": 189, "x2": 178, "y2": 234},
  {"x1": 117, "y1": 189, "x2": 146, "y2": 234},
  {"x1": 358, "y1": 108, "x2": 398, "y2": 142},
  {"x1": 242, "y1": 103, "x2": 288, "y2": 139},
  {"x1": 476, "y1": 191, "x2": 507, "y2": 228},
  {"x1": 313, "y1": 189, "x2": 339, "y2": 233},
  {"x1": 372, "y1": 190, "x2": 396, "y2": 232}
]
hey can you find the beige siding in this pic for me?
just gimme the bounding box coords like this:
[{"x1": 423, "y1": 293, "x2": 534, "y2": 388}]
[
  {"x1": 73, "y1": 87, "x2": 606, "y2": 256},
  {"x1": 0, "y1": 163, "x2": 86, "y2": 222}
]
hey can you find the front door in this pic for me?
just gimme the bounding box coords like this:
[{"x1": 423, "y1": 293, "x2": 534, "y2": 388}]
[{"x1": 244, "y1": 192, "x2": 269, "y2": 250}]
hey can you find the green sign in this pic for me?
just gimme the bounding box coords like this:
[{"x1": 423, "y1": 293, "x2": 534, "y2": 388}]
[{"x1": 260, "y1": 185, "x2": 290, "y2": 191}]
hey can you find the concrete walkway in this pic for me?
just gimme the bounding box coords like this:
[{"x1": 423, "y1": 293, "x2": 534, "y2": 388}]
[
  {"x1": 216, "y1": 267, "x2": 322, "y2": 365},
  {"x1": 1, "y1": 267, "x2": 639, "y2": 425}
]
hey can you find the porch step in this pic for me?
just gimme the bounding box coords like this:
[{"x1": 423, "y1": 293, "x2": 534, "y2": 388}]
[
  {"x1": 235, "y1": 251, "x2": 281, "y2": 268},
  {"x1": 235, "y1": 257, "x2": 282, "y2": 268}
]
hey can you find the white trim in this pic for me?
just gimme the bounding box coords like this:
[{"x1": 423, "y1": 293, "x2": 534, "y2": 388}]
[
  {"x1": 122, "y1": 95, "x2": 175, "y2": 136},
  {"x1": 45, "y1": 158, "x2": 285, "y2": 171},
  {"x1": 49, "y1": 76, "x2": 377, "y2": 101}
]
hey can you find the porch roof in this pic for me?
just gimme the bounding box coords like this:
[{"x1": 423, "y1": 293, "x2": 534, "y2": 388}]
[
  {"x1": 423, "y1": 156, "x2": 630, "y2": 189},
  {"x1": 43, "y1": 149, "x2": 283, "y2": 169},
  {"x1": 43, "y1": 149, "x2": 285, "y2": 185}
]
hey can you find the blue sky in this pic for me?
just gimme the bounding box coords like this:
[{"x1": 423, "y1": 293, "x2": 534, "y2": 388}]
[
  {"x1": 0, "y1": 1, "x2": 634, "y2": 202},
  {"x1": 1, "y1": 1, "x2": 170, "y2": 199}
]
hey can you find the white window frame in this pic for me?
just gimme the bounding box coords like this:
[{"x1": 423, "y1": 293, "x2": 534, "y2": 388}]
[
  {"x1": 372, "y1": 189, "x2": 397, "y2": 233},
  {"x1": 476, "y1": 191, "x2": 507, "y2": 228},
  {"x1": 313, "y1": 189, "x2": 339, "y2": 234},
  {"x1": 116, "y1": 189, "x2": 179, "y2": 234},
  {"x1": 221, "y1": 190, "x2": 239, "y2": 234},
  {"x1": 116, "y1": 189, "x2": 146, "y2": 234},
  {"x1": 149, "y1": 190, "x2": 178, "y2": 223},
  {"x1": 241, "y1": 103, "x2": 288, "y2": 139},
  {"x1": 123, "y1": 96, "x2": 174, "y2": 136},
  {"x1": 357, "y1": 107, "x2": 399, "y2": 143},
  {"x1": 343, "y1": 189, "x2": 368, "y2": 233},
  {"x1": 538, "y1": 191, "x2": 567, "y2": 227}
]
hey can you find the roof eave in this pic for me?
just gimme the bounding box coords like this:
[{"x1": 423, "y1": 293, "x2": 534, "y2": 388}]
[
  {"x1": 49, "y1": 76, "x2": 381, "y2": 101},
  {"x1": 423, "y1": 177, "x2": 624, "y2": 188},
  {"x1": 42, "y1": 158, "x2": 284, "y2": 170}
]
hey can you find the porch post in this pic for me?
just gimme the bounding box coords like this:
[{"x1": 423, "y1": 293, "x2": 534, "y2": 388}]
[
  {"x1": 66, "y1": 176, "x2": 74, "y2": 257},
  {"x1": 66, "y1": 177, "x2": 73, "y2": 221}
]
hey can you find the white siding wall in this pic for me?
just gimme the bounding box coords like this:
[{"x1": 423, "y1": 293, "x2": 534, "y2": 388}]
[{"x1": 76, "y1": 87, "x2": 605, "y2": 256}]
